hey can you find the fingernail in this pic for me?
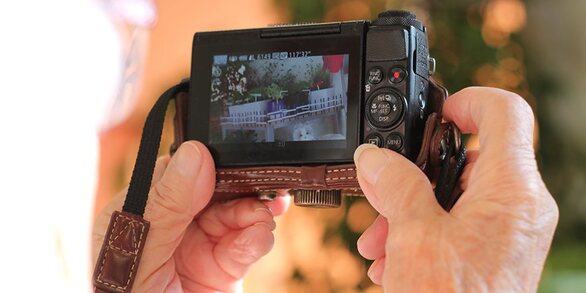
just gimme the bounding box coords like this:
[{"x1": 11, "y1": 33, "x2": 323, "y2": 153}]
[
  {"x1": 367, "y1": 263, "x2": 375, "y2": 279},
  {"x1": 367, "y1": 259, "x2": 383, "y2": 285},
  {"x1": 255, "y1": 206, "x2": 273, "y2": 217},
  {"x1": 234, "y1": 226, "x2": 256, "y2": 247},
  {"x1": 254, "y1": 221, "x2": 275, "y2": 231},
  {"x1": 232, "y1": 224, "x2": 274, "y2": 264},
  {"x1": 354, "y1": 144, "x2": 390, "y2": 186},
  {"x1": 353, "y1": 143, "x2": 379, "y2": 163},
  {"x1": 253, "y1": 207, "x2": 276, "y2": 230},
  {"x1": 173, "y1": 142, "x2": 202, "y2": 178},
  {"x1": 234, "y1": 223, "x2": 272, "y2": 246},
  {"x1": 367, "y1": 263, "x2": 378, "y2": 283}
]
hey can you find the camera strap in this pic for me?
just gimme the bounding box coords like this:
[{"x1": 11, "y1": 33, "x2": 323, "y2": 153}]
[
  {"x1": 93, "y1": 79, "x2": 466, "y2": 292},
  {"x1": 93, "y1": 80, "x2": 188, "y2": 293}
]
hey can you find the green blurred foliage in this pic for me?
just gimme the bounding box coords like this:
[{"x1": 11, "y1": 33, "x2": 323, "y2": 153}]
[{"x1": 275, "y1": 0, "x2": 326, "y2": 22}]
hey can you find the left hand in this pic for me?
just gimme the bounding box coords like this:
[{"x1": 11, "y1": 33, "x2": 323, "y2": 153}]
[{"x1": 93, "y1": 141, "x2": 290, "y2": 292}]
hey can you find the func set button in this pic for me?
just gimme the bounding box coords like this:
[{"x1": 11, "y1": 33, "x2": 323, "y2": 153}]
[
  {"x1": 377, "y1": 101, "x2": 392, "y2": 116},
  {"x1": 367, "y1": 91, "x2": 404, "y2": 129}
]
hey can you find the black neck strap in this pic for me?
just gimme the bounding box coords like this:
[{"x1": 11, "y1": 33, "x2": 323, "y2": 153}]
[{"x1": 122, "y1": 80, "x2": 189, "y2": 216}]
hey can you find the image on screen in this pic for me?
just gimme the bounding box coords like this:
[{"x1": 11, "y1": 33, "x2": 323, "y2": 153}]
[{"x1": 208, "y1": 52, "x2": 349, "y2": 144}]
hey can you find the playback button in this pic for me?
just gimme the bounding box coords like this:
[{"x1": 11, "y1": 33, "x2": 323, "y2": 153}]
[{"x1": 365, "y1": 133, "x2": 383, "y2": 147}]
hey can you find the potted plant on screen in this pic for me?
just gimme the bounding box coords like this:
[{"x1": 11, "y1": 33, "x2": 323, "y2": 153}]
[
  {"x1": 223, "y1": 64, "x2": 269, "y2": 122},
  {"x1": 308, "y1": 64, "x2": 333, "y2": 110},
  {"x1": 266, "y1": 83, "x2": 286, "y2": 112}
]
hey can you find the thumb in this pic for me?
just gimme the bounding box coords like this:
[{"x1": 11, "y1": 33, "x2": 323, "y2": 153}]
[
  {"x1": 140, "y1": 141, "x2": 216, "y2": 273},
  {"x1": 353, "y1": 144, "x2": 442, "y2": 221}
]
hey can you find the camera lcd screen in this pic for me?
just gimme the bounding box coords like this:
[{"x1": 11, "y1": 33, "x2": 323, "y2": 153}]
[
  {"x1": 189, "y1": 25, "x2": 364, "y2": 166},
  {"x1": 209, "y1": 52, "x2": 350, "y2": 145}
]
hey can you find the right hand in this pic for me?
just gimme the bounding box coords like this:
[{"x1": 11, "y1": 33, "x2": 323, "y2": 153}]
[{"x1": 353, "y1": 87, "x2": 559, "y2": 292}]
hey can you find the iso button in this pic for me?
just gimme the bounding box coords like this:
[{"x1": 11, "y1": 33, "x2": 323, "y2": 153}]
[{"x1": 367, "y1": 91, "x2": 403, "y2": 129}]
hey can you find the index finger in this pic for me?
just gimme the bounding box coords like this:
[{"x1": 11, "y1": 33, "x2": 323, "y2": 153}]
[{"x1": 443, "y1": 87, "x2": 535, "y2": 159}]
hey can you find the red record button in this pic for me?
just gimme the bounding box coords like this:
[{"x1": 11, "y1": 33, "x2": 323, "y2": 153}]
[{"x1": 389, "y1": 67, "x2": 406, "y2": 83}]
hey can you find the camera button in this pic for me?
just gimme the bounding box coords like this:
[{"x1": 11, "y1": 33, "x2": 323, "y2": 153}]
[
  {"x1": 367, "y1": 67, "x2": 384, "y2": 84},
  {"x1": 378, "y1": 101, "x2": 392, "y2": 116},
  {"x1": 418, "y1": 92, "x2": 426, "y2": 108},
  {"x1": 365, "y1": 133, "x2": 383, "y2": 147},
  {"x1": 385, "y1": 133, "x2": 403, "y2": 151},
  {"x1": 389, "y1": 67, "x2": 406, "y2": 83}
]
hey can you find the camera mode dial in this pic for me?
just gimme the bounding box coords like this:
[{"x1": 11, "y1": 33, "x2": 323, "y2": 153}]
[
  {"x1": 367, "y1": 90, "x2": 404, "y2": 129},
  {"x1": 373, "y1": 10, "x2": 423, "y2": 31}
]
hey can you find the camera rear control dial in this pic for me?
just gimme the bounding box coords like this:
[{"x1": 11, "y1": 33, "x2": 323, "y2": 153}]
[{"x1": 367, "y1": 90, "x2": 404, "y2": 129}]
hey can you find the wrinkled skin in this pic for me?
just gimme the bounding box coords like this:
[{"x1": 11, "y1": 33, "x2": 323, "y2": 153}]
[
  {"x1": 354, "y1": 87, "x2": 559, "y2": 292},
  {"x1": 93, "y1": 141, "x2": 290, "y2": 292},
  {"x1": 93, "y1": 87, "x2": 558, "y2": 292}
]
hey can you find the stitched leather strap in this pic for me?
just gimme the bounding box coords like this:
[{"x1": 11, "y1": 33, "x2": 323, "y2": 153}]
[
  {"x1": 93, "y1": 211, "x2": 150, "y2": 293},
  {"x1": 94, "y1": 81, "x2": 188, "y2": 292}
]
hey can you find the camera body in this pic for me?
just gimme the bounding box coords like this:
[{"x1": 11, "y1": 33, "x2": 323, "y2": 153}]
[
  {"x1": 171, "y1": 11, "x2": 457, "y2": 207},
  {"x1": 187, "y1": 11, "x2": 433, "y2": 167}
]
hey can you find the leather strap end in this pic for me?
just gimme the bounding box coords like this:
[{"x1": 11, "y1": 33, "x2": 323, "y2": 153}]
[{"x1": 93, "y1": 211, "x2": 150, "y2": 293}]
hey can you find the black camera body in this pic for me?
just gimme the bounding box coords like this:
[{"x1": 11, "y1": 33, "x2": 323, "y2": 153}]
[{"x1": 187, "y1": 11, "x2": 434, "y2": 168}]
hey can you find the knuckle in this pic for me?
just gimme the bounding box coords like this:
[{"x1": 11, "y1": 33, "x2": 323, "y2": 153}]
[
  {"x1": 491, "y1": 90, "x2": 535, "y2": 148},
  {"x1": 232, "y1": 233, "x2": 273, "y2": 265},
  {"x1": 497, "y1": 175, "x2": 555, "y2": 228},
  {"x1": 154, "y1": 178, "x2": 178, "y2": 199},
  {"x1": 541, "y1": 190, "x2": 559, "y2": 228},
  {"x1": 400, "y1": 175, "x2": 430, "y2": 196},
  {"x1": 378, "y1": 158, "x2": 431, "y2": 211},
  {"x1": 496, "y1": 90, "x2": 534, "y2": 119},
  {"x1": 151, "y1": 179, "x2": 191, "y2": 215}
]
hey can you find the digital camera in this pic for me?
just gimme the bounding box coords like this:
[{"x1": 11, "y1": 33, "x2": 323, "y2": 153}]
[
  {"x1": 92, "y1": 11, "x2": 466, "y2": 292},
  {"x1": 171, "y1": 10, "x2": 459, "y2": 207}
]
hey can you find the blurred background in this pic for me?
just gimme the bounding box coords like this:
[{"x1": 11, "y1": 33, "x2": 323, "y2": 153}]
[{"x1": 96, "y1": 0, "x2": 586, "y2": 292}]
